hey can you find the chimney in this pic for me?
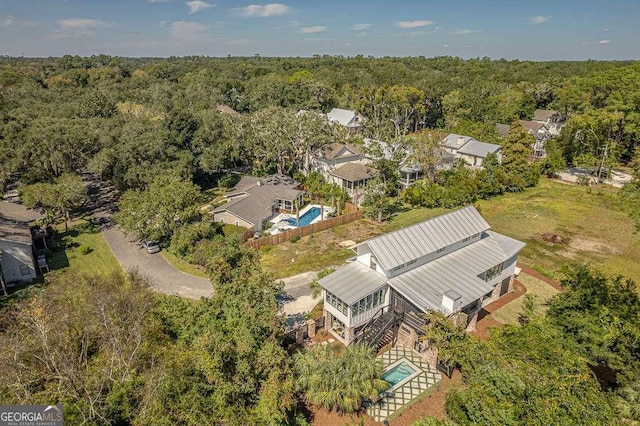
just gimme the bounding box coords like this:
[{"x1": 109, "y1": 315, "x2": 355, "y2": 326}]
[
  {"x1": 457, "y1": 136, "x2": 465, "y2": 146},
  {"x1": 441, "y1": 290, "x2": 462, "y2": 313}
]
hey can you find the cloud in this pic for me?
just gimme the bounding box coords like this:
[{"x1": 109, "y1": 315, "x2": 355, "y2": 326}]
[
  {"x1": 450, "y1": 28, "x2": 478, "y2": 35},
  {"x1": 599, "y1": 39, "x2": 611, "y2": 44},
  {"x1": 149, "y1": 0, "x2": 171, "y2": 2},
  {"x1": 1, "y1": 15, "x2": 15, "y2": 27},
  {"x1": 171, "y1": 20, "x2": 210, "y2": 40},
  {"x1": 352, "y1": 23, "x2": 371, "y2": 31},
  {"x1": 397, "y1": 20, "x2": 434, "y2": 29},
  {"x1": 50, "y1": 18, "x2": 113, "y2": 39},
  {"x1": 187, "y1": 1, "x2": 214, "y2": 14},
  {"x1": 159, "y1": 20, "x2": 167, "y2": 28},
  {"x1": 237, "y1": 3, "x2": 290, "y2": 17},
  {"x1": 59, "y1": 18, "x2": 113, "y2": 29},
  {"x1": 299, "y1": 26, "x2": 326, "y2": 34},
  {"x1": 528, "y1": 15, "x2": 550, "y2": 25}
]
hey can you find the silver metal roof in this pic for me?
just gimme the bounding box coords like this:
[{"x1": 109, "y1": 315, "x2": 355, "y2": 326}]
[
  {"x1": 327, "y1": 108, "x2": 359, "y2": 127},
  {"x1": 441, "y1": 134, "x2": 474, "y2": 150},
  {"x1": 457, "y1": 139, "x2": 501, "y2": 158},
  {"x1": 388, "y1": 232, "x2": 519, "y2": 312},
  {"x1": 359, "y1": 206, "x2": 490, "y2": 271},
  {"x1": 318, "y1": 261, "x2": 388, "y2": 305}
]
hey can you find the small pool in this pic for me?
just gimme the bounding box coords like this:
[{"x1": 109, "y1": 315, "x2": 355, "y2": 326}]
[
  {"x1": 284, "y1": 206, "x2": 322, "y2": 227},
  {"x1": 382, "y1": 361, "x2": 416, "y2": 388}
]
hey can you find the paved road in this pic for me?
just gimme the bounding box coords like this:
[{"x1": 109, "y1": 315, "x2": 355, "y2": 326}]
[
  {"x1": 557, "y1": 167, "x2": 632, "y2": 188},
  {"x1": 102, "y1": 228, "x2": 213, "y2": 299}
]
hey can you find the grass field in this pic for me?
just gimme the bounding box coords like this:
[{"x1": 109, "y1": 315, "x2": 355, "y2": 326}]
[
  {"x1": 48, "y1": 230, "x2": 122, "y2": 277},
  {"x1": 261, "y1": 179, "x2": 640, "y2": 284},
  {"x1": 492, "y1": 273, "x2": 560, "y2": 325}
]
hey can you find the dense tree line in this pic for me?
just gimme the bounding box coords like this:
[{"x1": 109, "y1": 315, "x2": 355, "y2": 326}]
[{"x1": 2, "y1": 55, "x2": 638, "y2": 194}]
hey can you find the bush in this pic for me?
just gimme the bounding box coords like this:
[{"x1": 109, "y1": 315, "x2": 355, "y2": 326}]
[
  {"x1": 61, "y1": 235, "x2": 78, "y2": 249},
  {"x1": 218, "y1": 174, "x2": 241, "y2": 188},
  {"x1": 289, "y1": 235, "x2": 301, "y2": 243},
  {"x1": 79, "y1": 245, "x2": 92, "y2": 255}
]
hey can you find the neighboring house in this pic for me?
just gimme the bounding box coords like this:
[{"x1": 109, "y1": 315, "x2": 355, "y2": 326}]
[
  {"x1": 329, "y1": 163, "x2": 378, "y2": 201},
  {"x1": 441, "y1": 134, "x2": 502, "y2": 168},
  {"x1": 496, "y1": 110, "x2": 566, "y2": 160},
  {"x1": 307, "y1": 142, "x2": 366, "y2": 180},
  {"x1": 327, "y1": 108, "x2": 364, "y2": 132},
  {"x1": 363, "y1": 138, "x2": 454, "y2": 188},
  {"x1": 211, "y1": 174, "x2": 304, "y2": 232},
  {"x1": 496, "y1": 121, "x2": 550, "y2": 160},
  {"x1": 0, "y1": 201, "x2": 45, "y2": 290},
  {"x1": 532, "y1": 109, "x2": 566, "y2": 137},
  {"x1": 318, "y1": 206, "x2": 525, "y2": 346}
]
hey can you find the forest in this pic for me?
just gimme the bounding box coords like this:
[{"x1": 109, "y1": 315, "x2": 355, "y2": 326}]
[{"x1": 1, "y1": 55, "x2": 640, "y2": 425}]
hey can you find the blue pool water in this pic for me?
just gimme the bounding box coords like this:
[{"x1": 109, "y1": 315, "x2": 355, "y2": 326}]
[
  {"x1": 284, "y1": 207, "x2": 322, "y2": 227},
  {"x1": 382, "y1": 362, "x2": 416, "y2": 387}
]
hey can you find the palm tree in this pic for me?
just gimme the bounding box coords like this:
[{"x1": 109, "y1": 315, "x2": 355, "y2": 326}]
[{"x1": 294, "y1": 343, "x2": 388, "y2": 413}]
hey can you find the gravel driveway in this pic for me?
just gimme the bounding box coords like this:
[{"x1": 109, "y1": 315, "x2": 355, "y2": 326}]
[{"x1": 102, "y1": 228, "x2": 213, "y2": 299}]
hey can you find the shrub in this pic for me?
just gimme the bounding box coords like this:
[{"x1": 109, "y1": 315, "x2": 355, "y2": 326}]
[
  {"x1": 289, "y1": 235, "x2": 301, "y2": 243},
  {"x1": 79, "y1": 245, "x2": 92, "y2": 255}
]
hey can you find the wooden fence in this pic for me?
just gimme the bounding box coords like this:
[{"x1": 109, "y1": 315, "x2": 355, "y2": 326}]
[
  {"x1": 245, "y1": 209, "x2": 363, "y2": 250},
  {"x1": 239, "y1": 227, "x2": 255, "y2": 243}
]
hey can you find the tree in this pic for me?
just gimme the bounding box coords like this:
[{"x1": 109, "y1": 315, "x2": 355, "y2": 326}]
[
  {"x1": 115, "y1": 175, "x2": 201, "y2": 242},
  {"x1": 500, "y1": 121, "x2": 538, "y2": 191},
  {"x1": 20, "y1": 173, "x2": 88, "y2": 231},
  {"x1": 361, "y1": 179, "x2": 398, "y2": 223},
  {"x1": 0, "y1": 271, "x2": 155, "y2": 424},
  {"x1": 294, "y1": 343, "x2": 388, "y2": 413},
  {"x1": 407, "y1": 129, "x2": 449, "y2": 183}
]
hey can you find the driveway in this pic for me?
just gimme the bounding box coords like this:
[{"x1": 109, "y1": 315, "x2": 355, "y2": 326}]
[
  {"x1": 102, "y1": 228, "x2": 213, "y2": 299},
  {"x1": 557, "y1": 167, "x2": 633, "y2": 188},
  {"x1": 279, "y1": 270, "x2": 322, "y2": 315}
]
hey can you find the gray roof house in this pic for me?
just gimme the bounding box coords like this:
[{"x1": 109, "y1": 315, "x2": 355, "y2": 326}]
[
  {"x1": 318, "y1": 206, "x2": 525, "y2": 346},
  {"x1": 441, "y1": 134, "x2": 502, "y2": 168},
  {"x1": 0, "y1": 201, "x2": 45, "y2": 289},
  {"x1": 327, "y1": 108, "x2": 364, "y2": 132},
  {"x1": 211, "y1": 174, "x2": 304, "y2": 232}
]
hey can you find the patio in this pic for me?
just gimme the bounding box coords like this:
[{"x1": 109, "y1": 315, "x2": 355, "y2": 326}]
[{"x1": 367, "y1": 346, "x2": 441, "y2": 422}]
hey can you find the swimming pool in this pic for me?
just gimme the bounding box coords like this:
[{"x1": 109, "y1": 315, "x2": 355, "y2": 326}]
[
  {"x1": 284, "y1": 206, "x2": 322, "y2": 227},
  {"x1": 382, "y1": 361, "x2": 417, "y2": 388}
]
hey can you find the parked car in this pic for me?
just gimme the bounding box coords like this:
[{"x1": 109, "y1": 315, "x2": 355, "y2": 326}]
[{"x1": 142, "y1": 240, "x2": 161, "y2": 254}]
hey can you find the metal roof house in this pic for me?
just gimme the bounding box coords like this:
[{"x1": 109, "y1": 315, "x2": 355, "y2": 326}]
[
  {"x1": 441, "y1": 134, "x2": 501, "y2": 168},
  {"x1": 318, "y1": 206, "x2": 525, "y2": 345}
]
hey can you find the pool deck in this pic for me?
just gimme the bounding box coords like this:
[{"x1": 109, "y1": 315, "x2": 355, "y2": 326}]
[
  {"x1": 368, "y1": 346, "x2": 442, "y2": 422},
  {"x1": 268, "y1": 204, "x2": 334, "y2": 235}
]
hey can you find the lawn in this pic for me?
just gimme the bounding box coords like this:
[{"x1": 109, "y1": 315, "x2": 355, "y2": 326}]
[
  {"x1": 492, "y1": 272, "x2": 560, "y2": 325},
  {"x1": 261, "y1": 219, "x2": 384, "y2": 279},
  {"x1": 162, "y1": 251, "x2": 209, "y2": 278},
  {"x1": 48, "y1": 229, "x2": 122, "y2": 277}
]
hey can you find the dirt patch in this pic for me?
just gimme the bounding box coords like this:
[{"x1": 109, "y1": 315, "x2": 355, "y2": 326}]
[
  {"x1": 558, "y1": 237, "x2": 621, "y2": 258},
  {"x1": 541, "y1": 233, "x2": 564, "y2": 244}
]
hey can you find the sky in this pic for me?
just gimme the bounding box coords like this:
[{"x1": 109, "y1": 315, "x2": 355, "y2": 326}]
[{"x1": 0, "y1": 0, "x2": 639, "y2": 60}]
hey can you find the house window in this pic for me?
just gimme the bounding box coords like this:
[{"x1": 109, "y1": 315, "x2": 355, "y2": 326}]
[
  {"x1": 472, "y1": 233, "x2": 480, "y2": 238},
  {"x1": 370, "y1": 256, "x2": 377, "y2": 270},
  {"x1": 436, "y1": 247, "x2": 446, "y2": 254},
  {"x1": 219, "y1": 218, "x2": 224, "y2": 223},
  {"x1": 462, "y1": 236, "x2": 471, "y2": 242},
  {"x1": 352, "y1": 288, "x2": 388, "y2": 317},
  {"x1": 234, "y1": 221, "x2": 239, "y2": 226},
  {"x1": 485, "y1": 263, "x2": 504, "y2": 281},
  {"x1": 407, "y1": 259, "x2": 417, "y2": 266},
  {"x1": 465, "y1": 299, "x2": 480, "y2": 313},
  {"x1": 20, "y1": 264, "x2": 30, "y2": 276}
]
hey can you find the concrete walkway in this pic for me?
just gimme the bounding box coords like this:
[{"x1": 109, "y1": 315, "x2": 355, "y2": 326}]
[{"x1": 102, "y1": 227, "x2": 213, "y2": 300}]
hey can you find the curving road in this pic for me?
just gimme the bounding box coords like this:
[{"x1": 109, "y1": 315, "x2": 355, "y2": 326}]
[{"x1": 102, "y1": 228, "x2": 214, "y2": 299}]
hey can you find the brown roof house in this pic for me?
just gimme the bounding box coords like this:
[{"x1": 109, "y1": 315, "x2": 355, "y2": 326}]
[
  {"x1": 495, "y1": 120, "x2": 549, "y2": 160},
  {"x1": 211, "y1": 174, "x2": 304, "y2": 232},
  {"x1": 0, "y1": 201, "x2": 45, "y2": 290}
]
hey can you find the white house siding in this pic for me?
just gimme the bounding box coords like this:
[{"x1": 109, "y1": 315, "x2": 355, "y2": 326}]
[
  {"x1": 349, "y1": 287, "x2": 391, "y2": 328},
  {"x1": 355, "y1": 252, "x2": 387, "y2": 276},
  {"x1": 0, "y1": 239, "x2": 36, "y2": 283}
]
